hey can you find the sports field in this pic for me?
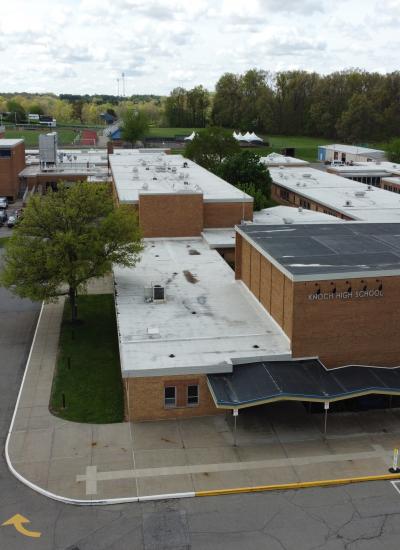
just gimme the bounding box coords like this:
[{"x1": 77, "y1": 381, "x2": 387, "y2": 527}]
[{"x1": 4, "y1": 128, "x2": 78, "y2": 147}]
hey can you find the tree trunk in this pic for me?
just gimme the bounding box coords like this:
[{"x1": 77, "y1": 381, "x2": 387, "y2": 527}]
[{"x1": 69, "y1": 287, "x2": 78, "y2": 323}]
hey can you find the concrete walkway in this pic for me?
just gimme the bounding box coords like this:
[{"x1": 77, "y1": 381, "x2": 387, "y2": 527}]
[{"x1": 6, "y1": 277, "x2": 400, "y2": 502}]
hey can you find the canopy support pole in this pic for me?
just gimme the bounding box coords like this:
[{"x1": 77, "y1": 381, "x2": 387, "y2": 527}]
[
  {"x1": 324, "y1": 401, "x2": 330, "y2": 436},
  {"x1": 233, "y1": 408, "x2": 238, "y2": 446}
]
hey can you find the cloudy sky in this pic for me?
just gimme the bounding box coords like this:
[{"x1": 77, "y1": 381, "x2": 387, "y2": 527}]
[{"x1": 1, "y1": 0, "x2": 399, "y2": 95}]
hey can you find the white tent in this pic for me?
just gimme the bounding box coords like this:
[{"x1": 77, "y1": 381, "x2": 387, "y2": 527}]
[
  {"x1": 243, "y1": 132, "x2": 253, "y2": 142},
  {"x1": 249, "y1": 132, "x2": 263, "y2": 142},
  {"x1": 184, "y1": 131, "x2": 196, "y2": 141}
]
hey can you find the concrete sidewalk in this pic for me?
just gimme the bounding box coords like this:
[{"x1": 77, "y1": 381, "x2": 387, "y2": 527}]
[{"x1": 6, "y1": 277, "x2": 400, "y2": 502}]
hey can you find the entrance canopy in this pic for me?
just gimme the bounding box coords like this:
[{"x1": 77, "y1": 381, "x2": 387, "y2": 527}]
[{"x1": 208, "y1": 359, "x2": 400, "y2": 409}]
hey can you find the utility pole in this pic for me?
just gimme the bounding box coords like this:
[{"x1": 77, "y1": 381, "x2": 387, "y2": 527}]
[
  {"x1": 117, "y1": 78, "x2": 120, "y2": 97},
  {"x1": 122, "y1": 72, "x2": 125, "y2": 97}
]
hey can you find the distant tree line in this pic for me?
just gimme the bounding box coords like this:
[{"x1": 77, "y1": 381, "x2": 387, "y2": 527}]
[
  {"x1": 164, "y1": 86, "x2": 210, "y2": 128},
  {"x1": 164, "y1": 69, "x2": 400, "y2": 143}
]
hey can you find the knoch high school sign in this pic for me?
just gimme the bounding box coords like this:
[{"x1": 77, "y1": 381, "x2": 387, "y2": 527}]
[{"x1": 308, "y1": 289, "x2": 384, "y2": 301}]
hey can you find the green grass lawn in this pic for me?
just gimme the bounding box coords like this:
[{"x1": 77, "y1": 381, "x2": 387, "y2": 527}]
[
  {"x1": 151, "y1": 128, "x2": 334, "y2": 162},
  {"x1": 148, "y1": 127, "x2": 200, "y2": 137},
  {"x1": 50, "y1": 294, "x2": 124, "y2": 423},
  {"x1": 4, "y1": 128, "x2": 78, "y2": 147}
]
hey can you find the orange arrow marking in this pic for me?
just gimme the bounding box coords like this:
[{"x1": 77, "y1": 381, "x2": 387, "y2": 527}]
[{"x1": 2, "y1": 514, "x2": 41, "y2": 538}]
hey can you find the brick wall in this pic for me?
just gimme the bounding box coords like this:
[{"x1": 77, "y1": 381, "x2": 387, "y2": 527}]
[
  {"x1": 0, "y1": 141, "x2": 25, "y2": 199},
  {"x1": 203, "y1": 201, "x2": 253, "y2": 228},
  {"x1": 271, "y1": 183, "x2": 352, "y2": 221},
  {"x1": 235, "y1": 233, "x2": 293, "y2": 338},
  {"x1": 291, "y1": 277, "x2": 400, "y2": 368},
  {"x1": 139, "y1": 193, "x2": 204, "y2": 237},
  {"x1": 126, "y1": 374, "x2": 223, "y2": 421}
]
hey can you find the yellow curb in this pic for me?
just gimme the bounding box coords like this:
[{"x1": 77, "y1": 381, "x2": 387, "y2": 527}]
[{"x1": 196, "y1": 472, "x2": 400, "y2": 497}]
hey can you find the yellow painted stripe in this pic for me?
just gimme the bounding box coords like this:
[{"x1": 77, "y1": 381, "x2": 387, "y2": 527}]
[{"x1": 196, "y1": 473, "x2": 400, "y2": 497}]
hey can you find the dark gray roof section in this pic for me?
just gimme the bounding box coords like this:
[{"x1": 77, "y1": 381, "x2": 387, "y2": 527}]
[
  {"x1": 238, "y1": 223, "x2": 400, "y2": 277},
  {"x1": 208, "y1": 359, "x2": 400, "y2": 408}
]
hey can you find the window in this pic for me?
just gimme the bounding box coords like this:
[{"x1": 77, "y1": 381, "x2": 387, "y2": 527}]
[
  {"x1": 300, "y1": 198, "x2": 311, "y2": 210},
  {"x1": 280, "y1": 188, "x2": 289, "y2": 201},
  {"x1": 0, "y1": 149, "x2": 11, "y2": 158},
  {"x1": 187, "y1": 384, "x2": 199, "y2": 406},
  {"x1": 164, "y1": 386, "x2": 176, "y2": 408}
]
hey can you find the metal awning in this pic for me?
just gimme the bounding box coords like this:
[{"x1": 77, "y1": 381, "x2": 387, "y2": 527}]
[{"x1": 207, "y1": 359, "x2": 400, "y2": 410}]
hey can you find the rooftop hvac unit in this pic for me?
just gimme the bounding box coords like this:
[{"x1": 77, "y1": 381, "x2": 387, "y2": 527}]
[
  {"x1": 298, "y1": 206, "x2": 303, "y2": 212},
  {"x1": 142, "y1": 182, "x2": 149, "y2": 190},
  {"x1": 152, "y1": 284, "x2": 165, "y2": 303},
  {"x1": 283, "y1": 217, "x2": 294, "y2": 224},
  {"x1": 302, "y1": 173, "x2": 311, "y2": 178},
  {"x1": 354, "y1": 190, "x2": 366, "y2": 197}
]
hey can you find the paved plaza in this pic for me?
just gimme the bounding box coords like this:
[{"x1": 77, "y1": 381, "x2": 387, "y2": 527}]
[{"x1": 6, "y1": 278, "x2": 400, "y2": 501}]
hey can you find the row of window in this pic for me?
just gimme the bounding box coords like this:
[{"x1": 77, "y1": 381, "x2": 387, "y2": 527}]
[
  {"x1": 164, "y1": 384, "x2": 199, "y2": 408},
  {"x1": 349, "y1": 176, "x2": 381, "y2": 186},
  {"x1": 383, "y1": 184, "x2": 400, "y2": 194}
]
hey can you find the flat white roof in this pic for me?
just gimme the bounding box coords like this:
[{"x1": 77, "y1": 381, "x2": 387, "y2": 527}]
[
  {"x1": 202, "y1": 206, "x2": 341, "y2": 249},
  {"x1": 109, "y1": 150, "x2": 253, "y2": 204},
  {"x1": 201, "y1": 229, "x2": 237, "y2": 249},
  {"x1": 382, "y1": 176, "x2": 400, "y2": 185},
  {"x1": 320, "y1": 144, "x2": 385, "y2": 155},
  {"x1": 270, "y1": 167, "x2": 400, "y2": 222},
  {"x1": 0, "y1": 138, "x2": 24, "y2": 148},
  {"x1": 329, "y1": 161, "x2": 400, "y2": 177},
  {"x1": 114, "y1": 239, "x2": 290, "y2": 377},
  {"x1": 260, "y1": 153, "x2": 309, "y2": 167},
  {"x1": 253, "y1": 205, "x2": 342, "y2": 224}
]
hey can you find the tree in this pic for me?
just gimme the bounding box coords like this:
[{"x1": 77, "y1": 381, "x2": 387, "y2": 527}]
[
  {"x1": 236, "y1": 183, "x2": 271, "y2": 211},
  {"x1": 184, "y1": 127, "x2": 240, "y2": 172},
  {"x1": 29, "y1": 103, "x2": 44, "y2": 116},
  {"x1": 6, "y1": 100, "x2": 26, "y2": 123},
  {"x1": 218, "y1": 151, "x2": 272, "y2": 195},
  {"x1": 386, "y1": 138, "x2": 400, "y2": 163},
  {"x1": 121, "y1": 109, "x2": 149, "y2": 145},
  {"x1": 164, "y1": 87, "x2": 189, "y2": 127},
  {"x1": 336, "y1": 93, "x2": 378, "y2": 142},
  {"x1": 0, "y1": 183, "x2": 143, "y2": 323}
]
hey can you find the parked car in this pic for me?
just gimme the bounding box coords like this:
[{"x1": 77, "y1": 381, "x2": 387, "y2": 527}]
[
  {"x1": 7, "y1": 214, "x2": 16, "y2": 228},
  {"x1": 0, "y1": 210, "x2": 7, "y2": 225},
  {"x1": 0, "y1": 197, "x2": 8, "y2": 209}
]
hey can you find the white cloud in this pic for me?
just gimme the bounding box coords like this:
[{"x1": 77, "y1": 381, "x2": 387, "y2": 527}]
[{"x1": 0, "y1": 0, "x2": 396, "y2": 94}]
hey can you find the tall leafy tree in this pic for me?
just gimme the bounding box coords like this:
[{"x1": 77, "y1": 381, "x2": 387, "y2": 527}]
[
  {"x1": 386, "y1": 138, "x2": 400, "y2": 163},
  {"x1": 121, "y1": 109, "x2": 149, "y2": 145},
  {"x1": 184, "y1": 127, "x2": 240, "y2": 171},
  {"x1": 1, "y1": 183, "x2": 143, "y2": 323},
  {"x1": 218, "y1": 151, "x2": 272, "y2": 195}
]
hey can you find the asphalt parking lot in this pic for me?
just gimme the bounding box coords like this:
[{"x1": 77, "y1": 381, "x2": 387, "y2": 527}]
[{"x1": 1, "y1": 252, "x2": 400, "y2": 549}]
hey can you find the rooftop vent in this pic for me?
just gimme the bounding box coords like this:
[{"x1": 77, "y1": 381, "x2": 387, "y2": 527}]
[
  {"x1": 283, "y1": 217, "x2": 294, "y2": 225},
  {"x1": 142, "y1": 182, "x2": 149, "y2": 190},
  {"x1": 345, "y1": 199, "x2": 353, "y2": 207},
  {"x1": 298, "y1": 206, "x2": 303, "y2": 212},
  {"x1": 367, "y1": 185, "x2": 373, "y2": 191},
  {"x1": 147, "y1": 327, "x2": 160, "y2": 339}
]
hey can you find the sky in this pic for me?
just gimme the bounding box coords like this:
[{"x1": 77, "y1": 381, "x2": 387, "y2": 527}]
[{"x1": 0, "y1": 0, "x2": 399, "y2": 96}]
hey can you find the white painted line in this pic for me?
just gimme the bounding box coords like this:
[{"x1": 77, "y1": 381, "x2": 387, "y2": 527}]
[{"x1": 391, "y1": 480, "x2": 400, "y2": 495}]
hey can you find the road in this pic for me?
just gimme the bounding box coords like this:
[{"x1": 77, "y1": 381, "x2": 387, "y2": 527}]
[{"x1": 1, "y1": 270, "x2": 400, "y2": 549}]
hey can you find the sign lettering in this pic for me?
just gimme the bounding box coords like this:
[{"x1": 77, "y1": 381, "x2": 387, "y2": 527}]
[{"x1": 308, "y1": 289, "x2": 384, "y2": 301}]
